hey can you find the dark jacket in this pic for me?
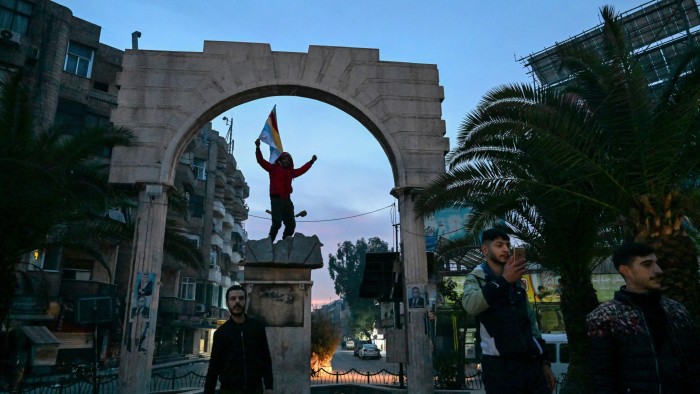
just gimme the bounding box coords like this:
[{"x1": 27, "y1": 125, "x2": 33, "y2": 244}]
[
  {"x1": 204, "y1": 316, "x2": 273, "y2": 393},
  {"x1": 587, "y1": 289, "x2": 700, "y2": 393},
  {"x1": 462, "y1": 263, "x2": 546, "y2": 360},
  {"x1": 256, "y1": 149, "x2": 313, "y2": 199}
]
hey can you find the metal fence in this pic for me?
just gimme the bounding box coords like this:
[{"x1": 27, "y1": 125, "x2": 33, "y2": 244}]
[{"x1": 6, "y1": 366, "x2": 565, "y2": 393}]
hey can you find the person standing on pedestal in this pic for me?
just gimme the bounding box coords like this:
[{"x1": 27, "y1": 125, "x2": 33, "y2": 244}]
[{"x1": 255, "y1": 138, "x2": 316, "y2": 241}]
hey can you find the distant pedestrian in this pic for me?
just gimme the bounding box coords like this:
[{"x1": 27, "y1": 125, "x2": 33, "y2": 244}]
[
  {"x1": 255, "y1": 138, "x2": 316, "y2": 242},
  {"x1": 204, "y1": 285, "x2": 273, "y2": 394},
  {"x1": 462, "y1": 228, "x2": 555, "y2": 393},
  {"x1": 587, "y1": 242, "x2": 700, "y2": 393}
]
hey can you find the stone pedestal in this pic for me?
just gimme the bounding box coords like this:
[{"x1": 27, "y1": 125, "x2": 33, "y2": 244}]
[{"x1": 244, "y1": 234, "x2": 323, "y2": 393}]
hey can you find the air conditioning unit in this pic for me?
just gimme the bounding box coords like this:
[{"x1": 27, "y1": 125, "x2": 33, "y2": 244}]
[
  {"x1": 195, "y1": 304, "x2": 206, "y2": 313},
  {"x1": 0, "y1": 29, "x2": 21, "y2": 47}
]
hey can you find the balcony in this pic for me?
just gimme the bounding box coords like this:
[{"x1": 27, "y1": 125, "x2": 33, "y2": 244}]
[
  {"x1": 221, "y1": 244, "x2": 233, "y2": 259},
  {"x1": 59, "y1": 279, "x2": 117, "y2": 300},
  {"x1": 211, "y1": 233, "x2": 224, "y2": 249},
  {"x1": 88, "y1": 89, "x2": 117, "y2": 104},
  {"x1": 233, "y1": 222, "x2": 247, "y2": 241},
  {"x1": 230, "y1": 251, "x2": 243, "y2": 264},
  {"x1": 221, "y1": 275, "x2": 232, "y2": 288},
  {"x1": 230, "y1": 198, "x2": 248, "y2": 221},
  {"x1": 208, "y1": 266, "x2": 222, "y2": 283},
  {"x1": 212, "y1": 199, "x2": 226, "y2": 218},
  {"x1": 223, "y1": 212, "x2": 234, "y2": 228},
  {"x1": 159, "y1": 297, "x2": 196, "y2": 316}
]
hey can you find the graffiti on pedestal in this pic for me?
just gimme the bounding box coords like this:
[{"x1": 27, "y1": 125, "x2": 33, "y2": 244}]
[{"x1": 247, "y1": 284, "x2": 305, "y2": 327}]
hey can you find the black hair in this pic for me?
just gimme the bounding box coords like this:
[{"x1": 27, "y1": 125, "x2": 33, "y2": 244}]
[
  {"x1": 612, "y1": 242, "x2": 655, "y2": 271},
  {"x1": 481, "y1": 228, "x2": 510, "y2": 244},
  {"x1": 226, "y1": 284, "x2": 247, "y2": 302}
]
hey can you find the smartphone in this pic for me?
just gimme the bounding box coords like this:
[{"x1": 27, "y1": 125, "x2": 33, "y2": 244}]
[{"x1": 512, "y1": 247, "x2": 526, "y2": 260}]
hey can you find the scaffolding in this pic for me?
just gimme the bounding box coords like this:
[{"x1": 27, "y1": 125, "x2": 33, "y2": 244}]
[{"x1": 519, "y1": 0, "x2": 700, "y2": 89}]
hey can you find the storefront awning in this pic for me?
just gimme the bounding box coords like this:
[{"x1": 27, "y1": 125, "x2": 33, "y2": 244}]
[{"x1": 21, "y1": 325, "x2": 60, "y2": 345}]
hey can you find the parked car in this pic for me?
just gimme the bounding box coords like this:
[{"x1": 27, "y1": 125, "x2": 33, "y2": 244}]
[
  {"x1": 542, "y1": 333, "x2": 569, "y2": 380},
  {"x1": 359, "y1": 343, "x2": 381, "y2": 360},
  {"x1": 345, "y1": 340, "x2": 355, "y2": 350},
  {"x1": 353, "y1": 340, "x2": 370, "y2": 357}
]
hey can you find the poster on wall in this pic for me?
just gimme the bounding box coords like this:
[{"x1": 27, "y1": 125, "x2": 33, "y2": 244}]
[
  {"x1": 406, "y1": 284, "x2": 427, "y2": 311},
  {"x1": 423, "y1": 208, "x2": 472, "y2": 252},
  {"x1": 130, "y1": 272, "x2": 155, "y2": 322},
  {"x1": 527, "y1": 271, "x2": 562, "y2": 303}
]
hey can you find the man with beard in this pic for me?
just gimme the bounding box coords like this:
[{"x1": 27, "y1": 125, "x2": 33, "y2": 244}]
[
  {"x1": 587, "y1": 242, "x2": 700, "y2": 393},
  {"x1": 204, "y1": 285, "x2": 273, "y2": 394},
  {"x1": 255, "y1": 138, "x2": 316, "y2": 242},
  {"x1": 462, "y1": 228, "x2": 555, "y2": 393}
]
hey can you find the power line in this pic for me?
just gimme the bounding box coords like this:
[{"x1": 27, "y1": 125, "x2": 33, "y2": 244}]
[{"x1": 247, "y1": 203, "x2": 395, "y2": 223}]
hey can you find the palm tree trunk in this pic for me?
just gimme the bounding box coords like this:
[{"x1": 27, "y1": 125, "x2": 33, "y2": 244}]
[{"x1": 558, "y1": 270, "x2": 599, "y2": 393}]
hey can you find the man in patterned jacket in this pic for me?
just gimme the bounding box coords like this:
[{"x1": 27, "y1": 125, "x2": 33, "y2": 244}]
[{"x1": 587, "y1": 242, "x2": 700, "y2": 393}]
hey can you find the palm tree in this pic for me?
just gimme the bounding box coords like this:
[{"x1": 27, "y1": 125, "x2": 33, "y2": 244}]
[
  {"x1": 554, "y1": 7, "x2": 700, "y2": 321},
  {"x1": 0, "y1": 74, "x2": 135, "y2": 322},
  {"x1": 417, "y1": 6, "x2": 700, "y2": 391},
  {"x1": 416, "y1": 92, "x2": 613, "y2": 389},
  {"x1": 0, "y1": 75, "x2": 206, "y2": 324}
]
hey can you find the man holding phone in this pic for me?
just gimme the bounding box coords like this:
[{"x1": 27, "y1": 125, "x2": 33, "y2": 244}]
[{"x1": 462, "y1": 228, "x2": 556, "y2": 393}]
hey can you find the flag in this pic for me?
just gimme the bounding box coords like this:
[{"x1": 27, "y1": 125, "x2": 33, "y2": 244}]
[{"x1": 258, "y1": 105, "x2": 284, "y2": 163}]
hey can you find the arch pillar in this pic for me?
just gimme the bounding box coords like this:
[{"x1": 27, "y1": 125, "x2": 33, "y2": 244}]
[
  {"x1": 392, "y1": 186, "x2": 432, "y2": 393},
  {"x1": 117, "y1": 185, "x2": 169, "y2": 393}
]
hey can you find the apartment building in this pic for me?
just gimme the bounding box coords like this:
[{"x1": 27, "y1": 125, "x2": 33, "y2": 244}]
[{"x1": 1, "y1": 0, "x2": 249, "y2": 374}]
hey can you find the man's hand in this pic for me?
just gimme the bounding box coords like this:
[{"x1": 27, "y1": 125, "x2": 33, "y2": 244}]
[
  {"x1": 311, "y1": 154, "x2": 317, "y2": 163},
  {"x1": 543, "y1": 364, "x2": 556, "y2": 392},
  {"x1": 503, "y1": 256, "x2": 526, "y2": 283},
  {"x1": 255, "y1": 139, "x2": 261, "y2": 148}
]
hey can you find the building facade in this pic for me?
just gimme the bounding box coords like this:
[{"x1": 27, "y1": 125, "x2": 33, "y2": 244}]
[{"x1": 2, "y1": 0, "x2": 249, "y2": 376}]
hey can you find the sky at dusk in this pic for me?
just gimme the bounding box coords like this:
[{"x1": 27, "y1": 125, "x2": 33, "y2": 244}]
[{"x1": 55, "y1": 0, "x2": 644, "y2": 305}]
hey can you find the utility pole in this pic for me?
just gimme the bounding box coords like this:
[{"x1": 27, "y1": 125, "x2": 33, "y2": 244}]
[{"x1": 222, "y1": 115, "x2": 234, "y2": 154}]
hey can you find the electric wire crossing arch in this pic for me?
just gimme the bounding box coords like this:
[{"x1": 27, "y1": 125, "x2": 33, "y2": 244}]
[{"x1": 109, "y1": 41, "x2": 448, "y2": 394}]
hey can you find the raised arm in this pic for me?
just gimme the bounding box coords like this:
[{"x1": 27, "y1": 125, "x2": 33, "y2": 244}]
[
  {"x1": 292, "y1": 155, "x2": 317, "y2": 178},
  {"x1": 255, "y1": 139, "x2": 272, "y2": 171}
]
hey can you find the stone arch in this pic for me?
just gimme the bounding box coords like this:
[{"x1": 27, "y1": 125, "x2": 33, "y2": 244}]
[{"x1": 110, "y1": 41, "x2": 448, "y2": 393}]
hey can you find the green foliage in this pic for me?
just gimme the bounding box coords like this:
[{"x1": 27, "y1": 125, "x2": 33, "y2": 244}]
[
  {"x1": 310, "y1": 313, "x2": 341, "y2": 368},
  {"x1": 436, "y1": 277, "x2": 463, "y2": 314},
  {"x1": 328, "y1": 237, "x2": 388, "y2": 337}
]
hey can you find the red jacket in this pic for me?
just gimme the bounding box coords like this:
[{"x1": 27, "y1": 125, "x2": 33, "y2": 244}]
[{"x1": 256, "y1": 149, "x2": 314, "y2": 199}]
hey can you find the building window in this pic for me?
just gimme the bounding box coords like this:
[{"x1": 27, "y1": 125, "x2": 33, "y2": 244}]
[
  {"x1": 64, "y1": 41, "x2": 94, "y2": 78},
  {"x1": 62, "y1": 258, "x2": 92, "y2": 280},
  {"x1": 188, "y1": 194, "x2": 204, "y2": 218},
  {"x1": 206, "y1": 282, "x2": 220, "y2": 307},
  {"x1": 0, "y1": 0, "x2": 33, "y2": 35},
  {"x1": 193, "y1": 159, "x2": 206, "y2": 180},
  {"x1": 180, "y1": 277, "x2": 196, "y2": 300},
  {"x1": 185, "y1": 234, "x2": 200, "y2": 248},
  {"x1": 209, "y1": 249, "x2": 217, "y2": 268}
]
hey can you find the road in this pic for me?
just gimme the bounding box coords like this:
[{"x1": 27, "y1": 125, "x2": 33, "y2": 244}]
[{"x1": 330, "y1": 346, "x2": 400, "y2": 373}]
